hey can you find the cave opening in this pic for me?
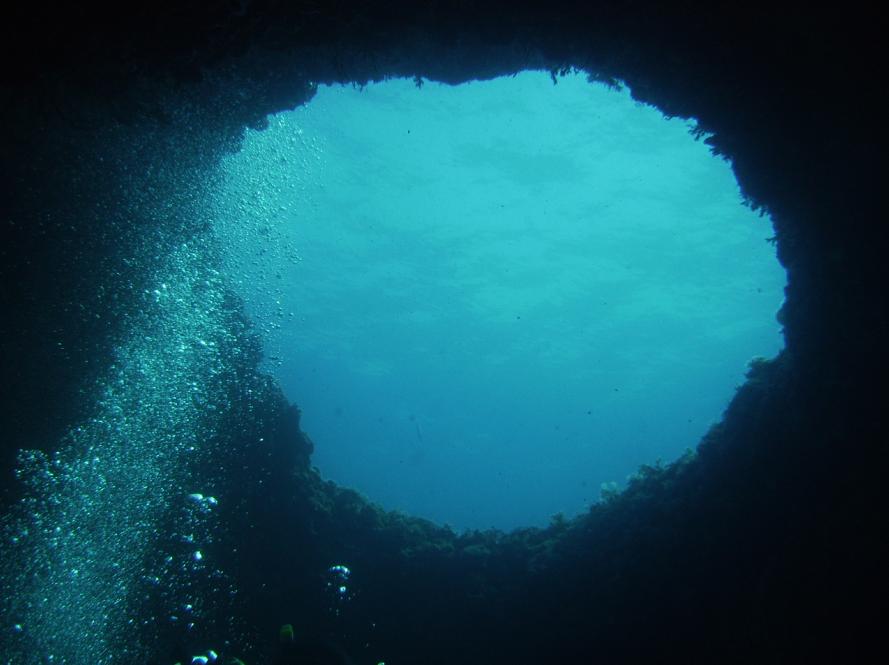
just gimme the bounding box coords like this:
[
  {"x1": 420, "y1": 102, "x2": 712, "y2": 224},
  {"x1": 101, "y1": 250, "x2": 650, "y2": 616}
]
[
  {"x1": 2, "y1": 4, "x2": 882, "y2": 663},
  {"x1": 216, "y1": 69, "x2": 786, "y2": 531}
]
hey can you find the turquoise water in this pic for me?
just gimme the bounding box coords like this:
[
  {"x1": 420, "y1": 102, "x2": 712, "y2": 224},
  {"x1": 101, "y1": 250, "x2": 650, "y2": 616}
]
[{"x1": 219, "y1": 70, "x2": 785, "y2": 531}]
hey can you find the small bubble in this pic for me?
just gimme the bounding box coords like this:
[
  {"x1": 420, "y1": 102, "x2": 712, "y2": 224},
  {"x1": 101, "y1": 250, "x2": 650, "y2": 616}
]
[{"x1": 328, "y1": 564, "x2": 351, "y2": 579}]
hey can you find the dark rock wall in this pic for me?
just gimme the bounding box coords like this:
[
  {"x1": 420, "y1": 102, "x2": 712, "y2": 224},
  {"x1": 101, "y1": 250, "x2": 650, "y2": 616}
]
[{"x1": 1, "y1": 2, "x2": 884, "y2": 663}]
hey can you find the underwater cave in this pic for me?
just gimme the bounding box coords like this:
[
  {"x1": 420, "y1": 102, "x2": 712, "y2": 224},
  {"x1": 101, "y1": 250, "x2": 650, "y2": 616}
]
[
  {"x1": 0, "y1": 3, "x2": 883, "y2": 664},
  {"x1": 218, "y1": 71, "x2": 785, "y2": 531}
]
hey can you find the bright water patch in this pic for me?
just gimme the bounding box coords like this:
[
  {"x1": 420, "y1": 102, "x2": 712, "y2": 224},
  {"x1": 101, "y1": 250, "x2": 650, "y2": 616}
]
[{"x1": 217, "y1": 70, "x2": 786, "y2": 531}]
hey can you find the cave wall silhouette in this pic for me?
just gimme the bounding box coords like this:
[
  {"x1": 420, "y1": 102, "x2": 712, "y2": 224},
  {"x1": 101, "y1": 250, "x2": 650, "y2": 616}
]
[{"x1": 1, "y1": 2, "x2": 884, "y2": 663}]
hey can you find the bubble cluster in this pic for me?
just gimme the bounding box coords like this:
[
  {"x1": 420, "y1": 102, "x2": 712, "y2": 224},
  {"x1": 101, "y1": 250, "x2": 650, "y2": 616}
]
[
  {"x1": 0, "y1": 235, "x2": 239, "y2": 663},
  {"x1": 213, "y1": 112, "x2": 324, "y2": 370},
  {"x1": 325, "y1": 563, "x2": 354, "y2": 616}
]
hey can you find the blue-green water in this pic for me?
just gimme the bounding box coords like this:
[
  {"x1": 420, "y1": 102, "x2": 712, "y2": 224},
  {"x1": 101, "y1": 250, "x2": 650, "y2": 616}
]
[{"x1": 219, "y1": 70, "x2": 785, "y2": 531}]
